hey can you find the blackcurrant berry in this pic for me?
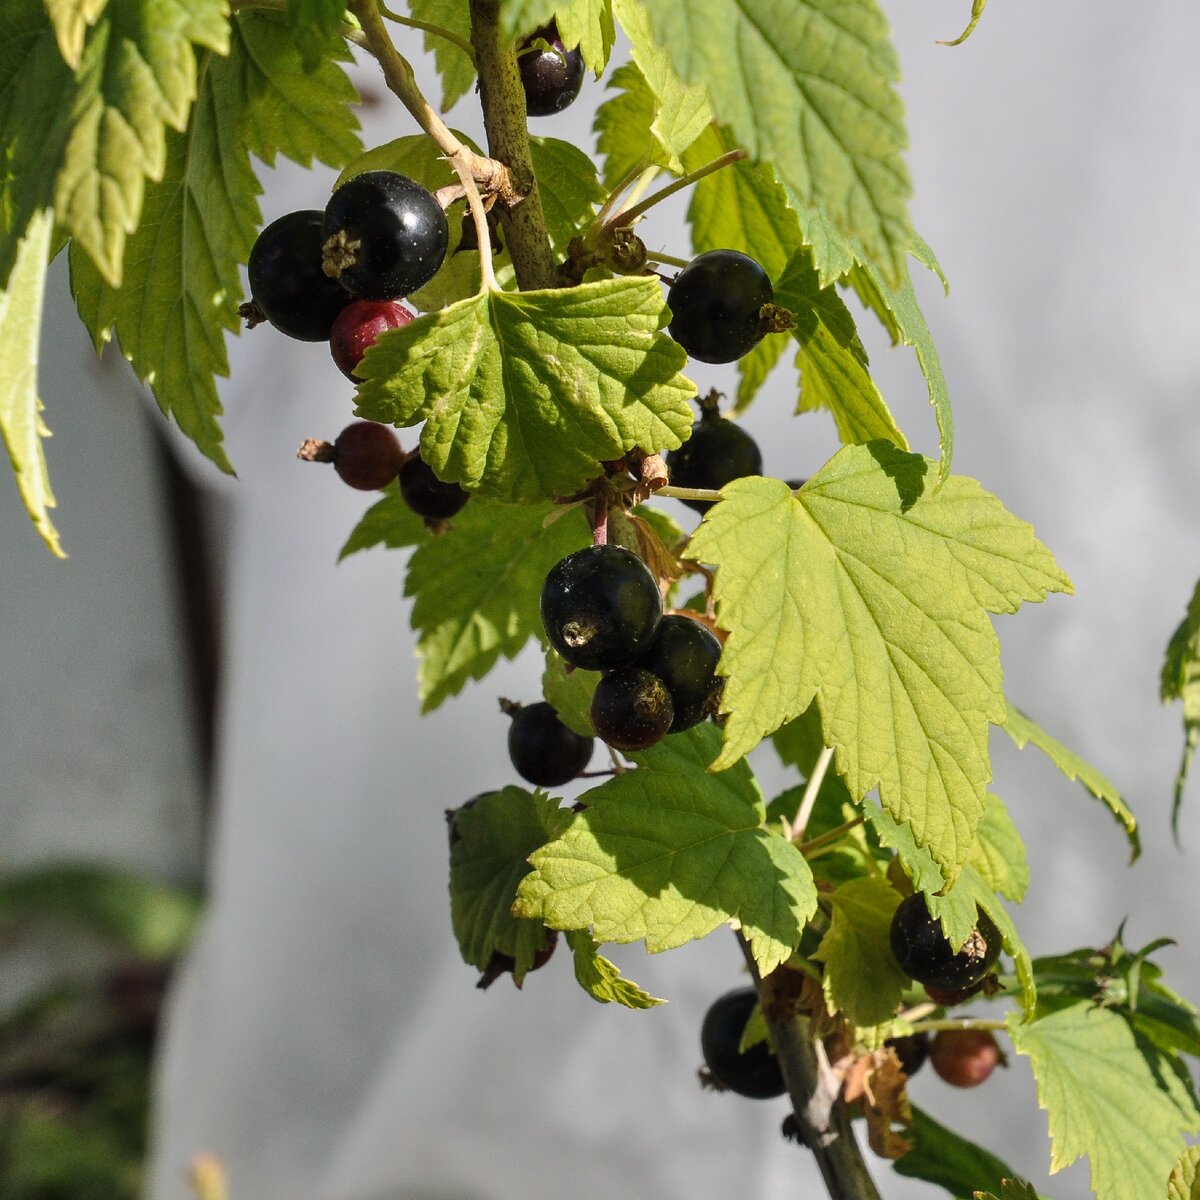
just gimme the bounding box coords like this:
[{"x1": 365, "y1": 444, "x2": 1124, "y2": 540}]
[
  {"x1": 330, "y1": 298, "x2": 414, "y2": 379},
  {"x1": 540, "y1": 545, "x2": 662, "y2": 672},
  {"x1": 589, "y1": 666, "x2": 673, "y2": 752},
  {"x1": 477, "y1": 932, "x2": 558, "y2": 989},
  {"x1": 667, "y1": 250, "x2": 773, "y2": 364},
  {"x1": 666, "y1": 404, "x2": 763, "y2": 514},
  {"x1": 517, "y1": 24, "x2": 585, "y2": 117},
  {"x1": 333, "y1": 421, "x2": 404, "y2": 490},
  {"x1": 885, "y1": 1031, "x2": 930, "y2": 1079},
  {"x1": 633, "y1": 614, "x2": 722, "y2": 732},
  {"x1": 923, "y1": 980, "x2": 986, "y2": 1008},
  {"x1": 398, "y1": 452, "x2": 469, "y2": 520},
  {"x1": 247, "y1": 210, "x2": 354, "y2": 341},
  {"x1": 889, "y1": 893, "x2": 1002, "y2": 992},
  {"x1": 700, "y1": 987, "x2": 786, "y2": 1100},
  {"x1": 505, "y1": 700, "x2": 594, "y2": 787},
  {"x1": 323, "y1": 171, "x2": 449, "y2": 299},
  {"x1": 929, "y1": 1029, "x2": 1004, "y2": 1088}
]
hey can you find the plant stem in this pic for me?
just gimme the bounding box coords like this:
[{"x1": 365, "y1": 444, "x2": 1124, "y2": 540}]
[
  {"x1": 791, "y1": 745, "x2": 836, "y2": 841},
  {"x1": 658, "y1": 485, "x2": 722, "y2": 503},
  {"x1": 798, "y1": 816, "x2": 865, "y2": 856},
  {"x1": 644, "y1": 251, "x2": 691, "y2": 269},
  {"x1": 378, "y1": 4, "x2": 477, "y2": 60},
  {"x1": 468, "y1": 0, "x2": 559, "y2": 289},
  {"x1": 909, "y1": 1017, "x2": 1008, "y2": 1035},
  {"x1": 737, "y1": 936, "x2": 883, "y2": 1200},
  {"x1": 609, "y1": 149, "x2": 747, "y2": 229}
]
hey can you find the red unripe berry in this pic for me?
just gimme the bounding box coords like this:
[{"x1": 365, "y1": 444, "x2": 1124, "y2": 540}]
[
  {"x1": 333, "y1": 422, "x2": 404, "y2": 490},
  {"x1": 929, "y1": 1029, "x2": 1005, "y2": 1088},
  {"x1": 330, "y1": 299, "x2": 414, "y2": 379}
]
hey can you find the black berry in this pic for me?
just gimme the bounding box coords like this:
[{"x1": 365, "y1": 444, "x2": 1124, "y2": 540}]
[
  {"x1": 885, "y1": 1032, "x2": 930, "y2": 1079},
  {"x1": 667, "y1": 250, "x2": 773, "y2": 364},
  {"x1": 398, "y1": 452, "x2": 469, "y2": 520},
  {"x1": 323, "y1": 171, "x2": 449, "y2": 299},
  {"x1": 889, "y1": 893, "x2": 1002, "y2": 992},
  {"x1": 517, "y1": 24, "x2": 585, "y2": 117},
  {"x1": 667, "y1": 403, "x2": 763, "y2": 514},
  {"x1": 330, "y1": 298, "x2": 414, "y2": 379},
  {"x1": 589, "y1": 666, "x2": 673, "y2": 752},
  {"x1": 505, "y1": 700, "x2": 594, "y2": 787},
  {"x1": 700, "y1": 987, "x2": 786, "y2": 1099},
  {"x1": 540, "y1": 544, "x2": 662, "y2": 672},
  {"x1": 633, "y1": 614, "x2": 722, "y2": 732},
  {"x1": 477, "y1": 932, "x2": 558, "y2": 989},
  {"x1": 333, "y1": 421, "x2": 404, "y2": 490},
  {"x1": 247, "y1": 210, "x2": 354, "y2": 341},
  {"x1": 929, "y1": 1029, "x2": 1004, "y2": 1088}
]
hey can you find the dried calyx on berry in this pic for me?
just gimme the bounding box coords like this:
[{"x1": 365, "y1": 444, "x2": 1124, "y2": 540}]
[
  {"x1": 297, "y1": 421, "x2": 404, "y2": 491},
  {"x1": 667, "y1": 250, "x2": 774, "y2": 364},
  {"x1": 666, "y1": 391, "x2": 763, "y2": 514},
  {"x1": 699, "y1": 987, "x2": 786, "y2": 1099},
  {"x1": 322, "y1": 170, "x2": 449, "y2": 299},
  {"x1": 502, "y1": 699, "x2": 593, "y2": 787},
  {"x1": 517, "y1": 23, "x2": 585, "y2": 117},
  {"x1": 889, "y1": 892, "x2": 1002, "y2": 992}
]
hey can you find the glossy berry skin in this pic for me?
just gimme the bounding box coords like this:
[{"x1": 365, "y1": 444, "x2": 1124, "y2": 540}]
[
  {"x1": 332, "y1": 422, "x2": 404, "y2": 491},
  {"x1": 248, "y1": 210, "x2": 353, "y2": 341},
  {"x1": 517, "y1": 24, "x2": 585, "y2": 117},
  {"x1": 633, "y1": 614, "x2": 722, "y2": 732},
  {"x1": 330, "y1": 298, "x2": 414, "y2": 379},
  {"x1": 700, "y1": 988, "x2": 786, "y2": 1099},
  {"x1": 507, "y1": 701, "x2": 594, "y2": 787},
  {"x1": 666, "y1": 407, "x2": 763, "y2": 514},
  {"x1": 323, "y1": 171, "x2": 449, "y2": 299},
  {"x1": 540, "y1": 545, "x2": 662, "y2": 672},
  {"x1": 667, "y1": 250, "x2": 773, "y2": 364},
  {"x1": 929, "y1": 1030, "x2": 1003, "y2": 1088},
  {"x1": 398, "y1": 452, "x2": 469, "y2": 520},
  {"x1": 889, "y1": 893, "x2": 1002, "y2": 992},
  {"x1": 590, "y1": 667, "x2": 674, "y2": 752},
  {"x1": 885, "y1": 1032, "x2": 930, "y2": 1079}
]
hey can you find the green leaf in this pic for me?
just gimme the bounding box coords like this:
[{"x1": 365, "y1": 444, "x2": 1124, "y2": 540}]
[
  {"x1": 448, "y1": 788, "x2": 566, "y2": 983},
  {"x1": 813, "y1": 875, "x2": 907, "y2": 1027},
  {"x1": 337, "y1": 485, "x2": 430, "y2": 560},
  {"x1": 775, "y1": 246, "x2": 907, "y2": 449},
  {"x1": 529, "y1": 136, "x2": 606, "y2": 254},
  {"x1": 939, "y1": 0, "x2": 989, "y2": 47},
  {"x1": 1167, "y1": 1144, "x2": 1200, "y2": 1200},
  {"x1": 894, "y1": 1105, "x2": 1035, "y2": 1200},
  {"x1": 515, "y1": 724, "x2": 817, "y2": 974},
  {"x1": 336, "y1": 129, "x2": 480, "y2": 190},
  {"x1": 640, "y1": 0, "x2": 912, "y2": 286},
  {"x1": 593, "y1": 62, "x2": 658, "y2": 188},
  {"x1": 566, "y1": 931, "x2": 665, "y2": 1007},
  {"x1": 354, "y1": 278, "x2": 695, "y2": 503},
  {"x1": 409, "y1": 0, "x2": 475, "y2": 111},
  {"x1": 0, "y1": 863, "x2": 200, "y2": 959},
  {"x1": 69, "y1": 12, "x2": 360, "y2": 473},
  {"x1": 59, "y1": 0, "x2": 231, "y2": 284},
  {"x1": 542, "y1": 647, "x2": 599, "y2": 737},
  {"x1": 286, "y1": 0, "x2": 346, "y2": 69},
  {"x1": 407, "y1": 500, "x2": 590, "y2": 710},
  {"x1": 1001, "y1": 703, "x2": 1138, "y2": 860},
  {"x1": 688, "y1": 446, "x2": 1071, "y2": 878},
  {"x1": 966, "y1": 793, "x2": 1028, "y2": 904},
  {"x1": 0, "y1": 210, "x2": 64, "y2": 558},
  {"x1": 1009, "y1": 1004, "x2": 1200, "y2": 1200},
  {"x1": 500, "y1": 0, "x2": 615, "y2": 74},
  {"x1": 1162, "y1": 578, "x2": 1200, "y2": 833},
  {"x1": 43, "y1": 0, "x2": 109, "y2": 69}
]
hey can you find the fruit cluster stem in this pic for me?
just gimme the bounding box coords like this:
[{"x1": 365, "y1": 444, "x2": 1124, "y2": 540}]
[
  {"x1": 737, "y1": 937, "x2": 883, "y2": 1200},
  {"x1": 468, "y1": 0, "x2": 559, "y2": 289}
]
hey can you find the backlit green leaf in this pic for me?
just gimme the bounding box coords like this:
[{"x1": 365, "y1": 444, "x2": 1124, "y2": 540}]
[
  {"x1": 500, "y1": 0, "x2": 615, "y2": 75},
  {"x1": 43, "y1": 0, "x2": 109, "y2": 69},
  {"x1": 409, "y1": 0, "x2": 475, "y2": 110},
  {"x1": 567, "y1": 931, "x2": 665, "y2": 1007},
  {"x1": 542, "y1": 647, "x2": 598, "y2": 737},
  {"x1": 688, "y1": 446, "x2": 1071, "y2": 877},
  {"x1": 355, "y1": 278, "x2": 695, "y2": 503},
  {"x1": 593, "y1": 62, "x2": 658, "y2": 188},
  {"x1": 337, "y1": 485, "x2": 430, "y2": 560},
  {"x1": 515, "y1": 724, "x2": 816, "y2": 974},
  {"x1": 286, "y1": 0, "x2": 346, "y2": 69},
  {"x1": 1162, "y1": 578, "x2": 1200, "y2": 833},
  {"x1": 966, "y1": 793, "x2": 1028, "y2": 904},
  {"x1": 530, "y1": 136, "x2": 606, "y2": 253},
  {"x1": 1167, "y1": 1144, "x2": 1200, "y2": 1200}
]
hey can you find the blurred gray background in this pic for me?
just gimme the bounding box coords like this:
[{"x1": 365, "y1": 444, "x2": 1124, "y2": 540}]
[{"x1": 2, "y1": 1, "x2": 1198, "y2": 1197}]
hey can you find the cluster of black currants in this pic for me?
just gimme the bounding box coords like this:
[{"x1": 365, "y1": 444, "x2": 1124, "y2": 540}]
[{"x1": 540, "y1": 544, "x2": 723, "y2": 753}]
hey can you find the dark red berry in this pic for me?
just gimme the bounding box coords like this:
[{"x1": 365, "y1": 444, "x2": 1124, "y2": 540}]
[
  {"x1": 506, "y1": 700, "x2": 594, "y2": 787},
  {"x1": 477, "y1": 931, "x2": 558, "y2": 989},
  {"x1": 248, "y1": 210, "x2": 354, "y2": 341},
  {"x1": 589, "y1": 666, "x2": 673, "y2": 752},
  {"x1": 517, "y1": 24, "x2": 585, "y2": 117},
  {"x1": 333, "y1": 422, "x2": 404, "y2": 490},
  {"x1": 323, "y1": 171, "x2": 449, "y2": 299},
  {"x1": 540, "y1": 545, "x2": 663, "y2": 672},
  {"x1": 700, "y1": 987, "x2": 786, "y2": 1099},
  {"x1": 885, "y1": 1031, "x2": 930, "y2": 1078},
  {"x1": 667, "y1": 250, "x2": 773, "y2": 364},
  {"x1": 398, "y1": 452, "x2": 469, "y2": 520},
  {"x1": 929, "y1": 1029, "x2": 1004, "y2": 1088},
  {"x1": 667, "y1": 405, "x2": 763, "y2": 514},
  {"x1": 924, "y1": 980, "x2": 986, "y2": 1008},
  {"x1": 889, "y1": 893, "x2": 1002, "y2": 992},
  {"x1": 330, "y1": 298, "x2": 414, "y2": 379},
  {"x1": 633, "y1": 614, "x2": 722, "y2": 732}
]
